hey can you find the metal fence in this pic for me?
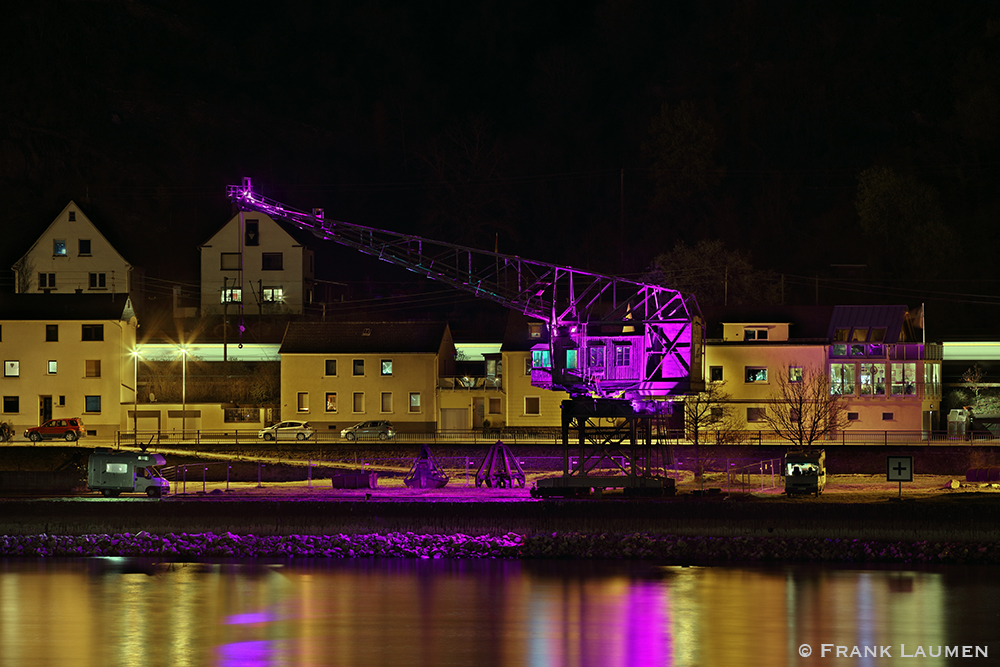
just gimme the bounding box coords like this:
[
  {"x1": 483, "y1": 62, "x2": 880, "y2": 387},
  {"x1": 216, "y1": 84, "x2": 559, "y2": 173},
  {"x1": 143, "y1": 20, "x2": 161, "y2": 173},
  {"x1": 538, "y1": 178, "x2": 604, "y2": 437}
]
[{"x1": 118, "y1": 427, "x2": 1000, "y2": 448}]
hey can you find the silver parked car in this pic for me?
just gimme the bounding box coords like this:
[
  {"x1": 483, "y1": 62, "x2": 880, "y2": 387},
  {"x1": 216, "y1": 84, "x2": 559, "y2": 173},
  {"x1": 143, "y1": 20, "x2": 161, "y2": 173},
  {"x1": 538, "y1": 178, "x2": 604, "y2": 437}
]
[
  {"x1": 340, "y1": 420, "x2": 395, "y2": 441},
  {"x1": 258, "y1": 420, "x2": 316, "y2": 441}
]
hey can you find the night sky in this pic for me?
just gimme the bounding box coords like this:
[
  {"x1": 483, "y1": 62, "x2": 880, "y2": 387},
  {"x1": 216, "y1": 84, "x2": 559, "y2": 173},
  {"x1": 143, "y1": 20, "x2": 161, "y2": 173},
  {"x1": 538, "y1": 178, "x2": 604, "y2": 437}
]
[{"x1": 3, "y1": 1, "x2": 998, "y2": 338}]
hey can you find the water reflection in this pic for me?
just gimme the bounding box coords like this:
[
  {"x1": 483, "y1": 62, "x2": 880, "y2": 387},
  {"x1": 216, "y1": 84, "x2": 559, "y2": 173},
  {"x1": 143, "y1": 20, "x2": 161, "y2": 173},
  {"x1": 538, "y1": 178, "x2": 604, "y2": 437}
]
[{"x1": 0, "y1": 559, "x2": 997, "y2": 666}]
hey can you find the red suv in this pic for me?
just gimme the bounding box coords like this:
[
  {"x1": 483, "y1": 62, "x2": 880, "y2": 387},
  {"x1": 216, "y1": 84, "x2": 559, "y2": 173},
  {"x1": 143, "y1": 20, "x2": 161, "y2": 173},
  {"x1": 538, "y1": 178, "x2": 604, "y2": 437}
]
[{"x1": 24, "y1": 418, "x2": 86, "y2": 442}]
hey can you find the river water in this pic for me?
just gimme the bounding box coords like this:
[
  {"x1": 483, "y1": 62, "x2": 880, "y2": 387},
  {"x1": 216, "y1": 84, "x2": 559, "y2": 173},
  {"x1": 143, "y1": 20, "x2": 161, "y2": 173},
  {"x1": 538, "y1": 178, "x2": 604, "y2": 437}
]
[{"x1": 0, "y1": 559, "x2": 996, "y2": 667}]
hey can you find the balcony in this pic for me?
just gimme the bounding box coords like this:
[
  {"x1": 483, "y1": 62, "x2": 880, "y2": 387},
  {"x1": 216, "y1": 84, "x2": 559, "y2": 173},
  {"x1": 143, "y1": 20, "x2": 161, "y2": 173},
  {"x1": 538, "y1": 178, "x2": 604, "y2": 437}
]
[{"x1": 438, "y1": 375, "x2": 503, "y2": 391}]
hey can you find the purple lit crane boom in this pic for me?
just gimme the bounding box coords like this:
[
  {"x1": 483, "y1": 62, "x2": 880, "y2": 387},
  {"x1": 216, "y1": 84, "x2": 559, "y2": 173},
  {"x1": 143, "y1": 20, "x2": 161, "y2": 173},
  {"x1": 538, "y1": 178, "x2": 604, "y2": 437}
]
[{"x1": 228, "y1": 177, "x2": 702, "y2": 400}]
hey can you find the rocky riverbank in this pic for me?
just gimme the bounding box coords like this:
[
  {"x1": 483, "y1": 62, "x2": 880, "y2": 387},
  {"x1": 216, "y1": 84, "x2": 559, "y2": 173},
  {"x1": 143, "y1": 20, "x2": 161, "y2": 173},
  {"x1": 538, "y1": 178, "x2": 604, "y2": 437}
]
[{"x1": 2, "y1": 530, "x2": 1000, "y2": 565}]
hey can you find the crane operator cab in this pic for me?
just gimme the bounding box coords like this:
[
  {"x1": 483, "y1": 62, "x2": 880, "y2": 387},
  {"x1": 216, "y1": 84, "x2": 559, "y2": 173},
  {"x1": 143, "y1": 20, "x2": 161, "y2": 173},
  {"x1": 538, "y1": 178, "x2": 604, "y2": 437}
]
[{"x1": 784, "y1": 450, "x2": 826, "y2": 496}]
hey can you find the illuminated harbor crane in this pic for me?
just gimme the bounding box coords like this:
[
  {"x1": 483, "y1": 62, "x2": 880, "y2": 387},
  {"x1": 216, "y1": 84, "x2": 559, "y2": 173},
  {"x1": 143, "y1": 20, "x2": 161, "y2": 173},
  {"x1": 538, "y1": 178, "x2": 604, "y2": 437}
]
[{"x1": 228, "y1": 177, "x2": 703, "y2": 495}]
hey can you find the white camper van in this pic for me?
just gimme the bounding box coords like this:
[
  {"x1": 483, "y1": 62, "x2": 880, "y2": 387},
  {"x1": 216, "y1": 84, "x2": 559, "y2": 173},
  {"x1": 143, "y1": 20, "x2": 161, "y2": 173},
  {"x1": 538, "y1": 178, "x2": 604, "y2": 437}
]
[{"x1": 87, "y1": 449, "x2": 169, "y2": 498}]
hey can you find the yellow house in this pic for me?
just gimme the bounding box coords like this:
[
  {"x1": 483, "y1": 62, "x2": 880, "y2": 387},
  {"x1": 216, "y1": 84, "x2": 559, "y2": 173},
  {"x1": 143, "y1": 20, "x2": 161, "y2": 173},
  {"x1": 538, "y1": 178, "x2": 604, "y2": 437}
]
[
  {"x1": 500, "y1": 314, "x2": 568, "y2": 429},
  {"x1": 278, "y1": 321, "x2": 455, "y2": 434},
  {"x1": 704, "y1": 305, "x2": 942, "y2": 435},
  {"x1": 0, "y1": 294, "x2": 137, "y2": 438},
  {"x1": 199, "y1": 212, "x2": 315, "y2": 316},
  {"x1": 12, "y1": 201, "x2": 133, "y2": 295}
]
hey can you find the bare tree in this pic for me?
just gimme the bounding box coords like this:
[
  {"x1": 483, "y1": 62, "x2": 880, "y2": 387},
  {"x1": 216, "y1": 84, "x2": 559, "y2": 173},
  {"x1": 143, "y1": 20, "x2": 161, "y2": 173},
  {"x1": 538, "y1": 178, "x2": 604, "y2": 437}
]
[
  {"x1": 762, "y1": 365, "x2": 851, "y2": 448},
  {"x1": 12, "y1": 256, "x2": 34, "y2": 293},
  {"x1": 963, "y1": 364, "x2": 986, "y2": 406},
  {"x1": 684, "y1": 382, "x2": 747, "y2": 485}
]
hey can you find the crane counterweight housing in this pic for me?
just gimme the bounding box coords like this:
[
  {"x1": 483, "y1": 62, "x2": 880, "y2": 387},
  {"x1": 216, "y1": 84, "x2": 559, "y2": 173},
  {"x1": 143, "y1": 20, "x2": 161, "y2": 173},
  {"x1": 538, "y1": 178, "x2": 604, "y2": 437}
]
[{"x1": 227, "y1": 177, "x2": 704, "y2": 402}]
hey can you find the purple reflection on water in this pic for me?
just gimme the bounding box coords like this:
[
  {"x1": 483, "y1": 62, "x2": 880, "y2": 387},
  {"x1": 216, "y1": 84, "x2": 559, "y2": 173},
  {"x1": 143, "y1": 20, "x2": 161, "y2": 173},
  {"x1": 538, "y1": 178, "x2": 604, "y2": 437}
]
[
  {"x1": 217, "y1": 639, "x2": 275, "y2": 667},
  {"x1": 626, "y1": 582, "x2": 669, "y2": 666},
  {"x1": 224, "y1": 611, "x2": 279, "y2": 625}
]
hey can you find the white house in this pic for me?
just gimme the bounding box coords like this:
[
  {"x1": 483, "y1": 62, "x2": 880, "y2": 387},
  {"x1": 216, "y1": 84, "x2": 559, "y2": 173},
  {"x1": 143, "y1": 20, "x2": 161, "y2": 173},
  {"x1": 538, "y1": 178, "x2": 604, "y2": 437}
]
[
  {"x1": 12, "y1": 201, "x2": 133, "y2": 295},
  {"x1": 199, "y1": 212, "x2": 315, "y2": 316}
]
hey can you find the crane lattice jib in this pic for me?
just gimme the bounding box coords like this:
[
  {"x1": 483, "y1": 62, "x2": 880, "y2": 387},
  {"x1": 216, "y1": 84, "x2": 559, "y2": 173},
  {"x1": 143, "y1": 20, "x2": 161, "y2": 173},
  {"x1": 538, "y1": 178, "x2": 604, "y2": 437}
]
[{"x1": 227, "y1": 179, "x2": 696, "y2": 326}]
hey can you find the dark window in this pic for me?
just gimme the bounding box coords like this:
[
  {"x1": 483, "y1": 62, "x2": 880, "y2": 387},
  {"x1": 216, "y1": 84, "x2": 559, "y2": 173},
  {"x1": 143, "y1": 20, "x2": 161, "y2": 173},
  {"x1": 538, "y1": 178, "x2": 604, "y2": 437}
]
[
  {"x1": 613, "y1": 343, "x2": 631, "y2": 366},
  {"x1": 39, "y1": 273, "x2": 56, "y2": 289},
  {"x1": 79, "y1": 239, "x2": 91, "y2": 255},
  {"x1": 525, "y1": 397, "x2": 540, "y2": 415},
  {"x1": 45, "y1": 325, "x2": 58, "y2": 342},
  {"x1": 221, "y1": 253, "x2": 241, "y2": 271},
  {"x1": 747, "y1": 407, "x2": 766, "y2": 422},
  {"x1": 882, "y1": 412, "x2": 894, "y2": 421},
  {"x1": 245, "y1": 220, "x2": 259, "y2": 246},
  {"x1": 2, "y1": 396, "x2": 18, "y2": 413},
  {"x1": 710, "y1": 366, "x2": 723, "y2": 382},
  {"x1": 847, "y1": 412, "x2": 860, "y2": 421},
  {"x1": 89, "y1": 273, "x2": 106, "y2": 289},
  {"x1": 82, "y1": 324, "x2": 104, "y2": 341},
  {"x1": 325, "y1": 359, "x2": 337, "y2": 376},
  {"x1": 353, "y1": 360, "x2": 365, "y2": 376},
  {"x1": 86, "y1": 360, "x2": 101, "y2": 378},
  {"x1": 262, "y1": 253, "x2": 283, "y2": 270},
  {"x1": 68, "y1": 211, "x2": 76, "y2": 222},
  {"x1": 85, "y1": 395, "x2": 101, "y2": 413}
]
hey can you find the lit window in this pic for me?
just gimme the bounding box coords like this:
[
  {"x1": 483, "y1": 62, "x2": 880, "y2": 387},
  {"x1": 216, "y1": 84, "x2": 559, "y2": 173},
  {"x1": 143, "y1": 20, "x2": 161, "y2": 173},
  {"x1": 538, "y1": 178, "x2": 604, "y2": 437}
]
[
  {"x1": 381, "y1": 360, "x2": 393, "y2": 376},
  {"x1": 745, "y1": 367, "x2": 767, "y2": 383},
  {"x1": 833, "y1": 328, "x2": 849, "y2": 342},
  {"x1": 851, "y1": 328, "x2": 868, "y2": 342},
  {"x1": 565, "y1": 349, "x2": 577, "y2": 370},
  {"x1": 262, "y1": 286, "x2": 283, "y2": 302},
  {"x1": 221, "y1": 288, "x2": 242, "y2": 304},
  {"x1": 85, "y1": 395, "x2": 101, "y2": 413},
  {"x1": 409, "y1": 392, "x2": 421, "y2": 413},
  {"x1": 891, "y1": 363, "x2": 916, "y2": 396},
  {"x1": 525, "y1": 358, "x2": 532, "y2": 375},
  {"x1": 830, "y1": 363, "x2": 856, "y2": 395},
  {"x1": 381, "y1": 392, "x2": 392, "y2": 412},
  {"x1": 53, "y1": 240, "x2": 67, "y2": 256},
  {"x1": 788, "y1": 367, "x2": 803, "y2": 383},
  {"x1": 588, "y1": 346, "x2": 604, "y2": 368},
  {"x1": 85, "y1": 360, "x2": 101, "y2": 378},
  {"x1": 326, "y1": 392, "x2": 337, "y2": 412},
  {"x1": 525, "y1": 396, "x2": 540, "y2": 415},
  {"x1": 353, "y1": 360, "x2": 365, "y2": 376},
  {"x1": 325, "y1": 360, "x2": 337, "y2": 376},
  {"x1": 613, "y1": 344, "x2": 631, "y2": 367},
  {"x1": 4, "y1": 361, "x2": 19, "y2": 377},
  {"x1": 531, "y1": 350, "x2": 551, "y2": 368},
  {"x1": 47, "y1": 360, "x2": 57, "y2": 375},
  {"x1": 297, "y1": 392, "x2": 309, "y2": 412},
  {"x1": 860, "y1": 363, "x2": 886, "y2": 396}
]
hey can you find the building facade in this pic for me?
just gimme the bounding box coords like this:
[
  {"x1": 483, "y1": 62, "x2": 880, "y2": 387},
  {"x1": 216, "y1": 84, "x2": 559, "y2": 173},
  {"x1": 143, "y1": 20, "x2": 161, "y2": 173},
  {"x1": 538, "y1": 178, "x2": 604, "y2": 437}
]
[
  {"x1": 199, "y1": 212, "x2": 315, "y2": 317},
  {"x1": 278, "y1": 321, "x2": 455, "y2": 434},
  {"x1": 12, "y1": 202, "x2": 133, "y2": 296},
  {"x1": 0, "y1": 294, "x2": 138, "y2": 438},
  {"x1": 704, "y1": 305, "x2": 942, "y2": 437}
]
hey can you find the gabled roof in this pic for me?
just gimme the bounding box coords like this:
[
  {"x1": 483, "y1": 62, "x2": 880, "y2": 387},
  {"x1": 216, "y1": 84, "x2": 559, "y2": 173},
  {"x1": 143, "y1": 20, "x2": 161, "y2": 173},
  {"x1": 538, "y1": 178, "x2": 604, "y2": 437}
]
[
  {"x1": 280, "y1": 321, "x2": 451, "y2": 354},
  {"x1": 0, "y1": 293, "x2": 134, "y2": 321},
  {"x1": 827, "y1": 305, "x2": 908, "y2": 343},
  {"x1": 14, "y1": 201, "x2": 132, "y2": 268},
  {"x1": 199, "y1": 211, "x2": 318, "y2": 249}
]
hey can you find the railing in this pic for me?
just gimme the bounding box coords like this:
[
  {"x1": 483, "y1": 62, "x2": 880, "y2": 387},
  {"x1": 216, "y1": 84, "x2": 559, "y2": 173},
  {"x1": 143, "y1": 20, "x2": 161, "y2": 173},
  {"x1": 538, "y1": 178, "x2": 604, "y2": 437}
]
[
  {"x1": 116, "y1": 427, "x2": 1000, "y2": 449},
  {"x1": 437, "y1": 376, "x2": 503, "y2": 390}
]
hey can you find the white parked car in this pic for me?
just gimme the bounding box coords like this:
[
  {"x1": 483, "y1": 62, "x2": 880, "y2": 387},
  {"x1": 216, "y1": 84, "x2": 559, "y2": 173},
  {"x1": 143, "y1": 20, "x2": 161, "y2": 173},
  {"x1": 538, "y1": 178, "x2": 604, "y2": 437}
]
[{"x1": 258, "y1": 420, "x2": 315, "y2": 441}]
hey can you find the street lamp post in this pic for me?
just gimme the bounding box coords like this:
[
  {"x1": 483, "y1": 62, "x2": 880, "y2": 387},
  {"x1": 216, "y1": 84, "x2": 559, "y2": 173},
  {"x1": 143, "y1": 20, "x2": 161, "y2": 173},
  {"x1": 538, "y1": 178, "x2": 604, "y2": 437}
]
[
  {"x1": 132, "y1": 348, "x2": 140, "y2": 441},
  {"x1": 180, "y1": 346, "x2": 188, "y2": 440}
]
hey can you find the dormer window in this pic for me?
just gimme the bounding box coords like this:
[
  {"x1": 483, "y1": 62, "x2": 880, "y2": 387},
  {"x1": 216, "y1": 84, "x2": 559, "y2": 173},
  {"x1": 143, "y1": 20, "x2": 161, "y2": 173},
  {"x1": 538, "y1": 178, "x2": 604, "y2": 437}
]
[
  {"x1": 851, "y1": 328, "x2": 868, "y2": 342},
  {"x1": 833, "y1": 328, "x2": 850, "y2": 342},
  {"x1": 744, "y1": 328, "x2": 768, "y2": 341}
]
